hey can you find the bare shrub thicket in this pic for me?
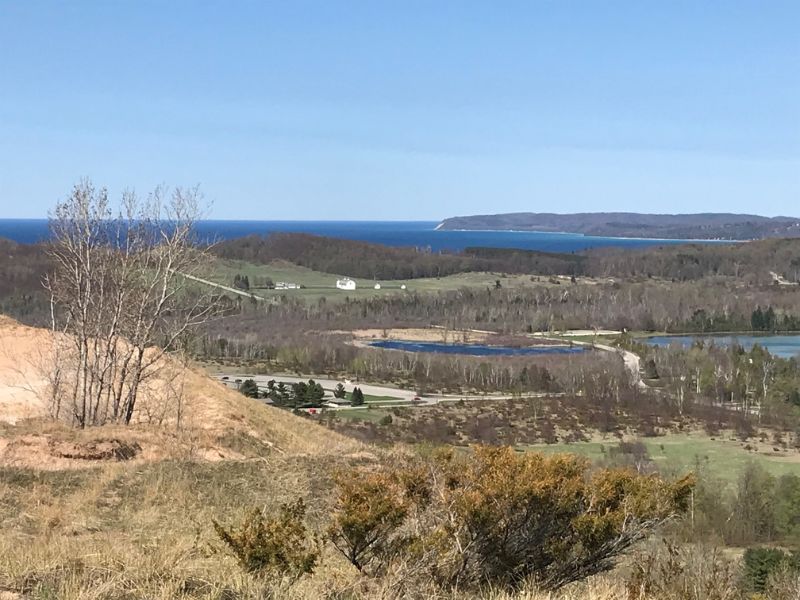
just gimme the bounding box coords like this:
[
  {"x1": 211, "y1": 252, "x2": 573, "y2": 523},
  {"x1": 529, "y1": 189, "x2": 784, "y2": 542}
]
[{"x1": 44, "y1": 180, "x2": 218, "y2": 427}]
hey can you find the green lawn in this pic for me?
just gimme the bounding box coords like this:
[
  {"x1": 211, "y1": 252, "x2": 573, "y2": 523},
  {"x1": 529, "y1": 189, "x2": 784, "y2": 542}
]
[
  {"x1": 523, "y1": 433, "x2": 800, "y2": 486},
  {"x1": 343, "y1": 392, "x2": 405, "y2": 404}
]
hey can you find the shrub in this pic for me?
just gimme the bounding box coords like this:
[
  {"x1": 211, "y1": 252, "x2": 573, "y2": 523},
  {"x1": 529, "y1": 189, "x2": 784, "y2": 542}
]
[
  {"x1": 328, "y1": 445, "x2": 694, "y2": 591},
  {"x1": 328, "y1": 469, "x2": 409, "y2": 572},
  {"x1": 213, "y1": 498, "x2": 319, "y2": 582}
]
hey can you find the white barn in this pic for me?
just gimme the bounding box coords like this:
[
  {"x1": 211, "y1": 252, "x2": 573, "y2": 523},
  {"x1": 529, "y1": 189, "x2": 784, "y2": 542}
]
[{"x1": 336, "y1": 278, "x2": 356, "y2": 290}]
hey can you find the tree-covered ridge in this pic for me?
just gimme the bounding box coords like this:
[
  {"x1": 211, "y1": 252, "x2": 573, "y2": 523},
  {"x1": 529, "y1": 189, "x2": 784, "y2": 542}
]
[
  {"x1": 439, "y1": 212, "x2": 800, "y2": 240},
  {"x1": 213, "y1": 233, "x2": 587, "y2": 279},
  {"x1": 214, "y1": 233, "x2": 800, "y2": 283}
]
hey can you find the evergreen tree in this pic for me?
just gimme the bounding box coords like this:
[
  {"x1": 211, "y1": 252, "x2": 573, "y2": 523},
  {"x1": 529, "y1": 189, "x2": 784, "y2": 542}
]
[
  {"x1": 239, "y1": 379, "x2": 260, "y2": 399},
  {"x1": 276, "y1": 382, "x2": 290, "y2": 406},
  {"x1": 306, "y1": 379, "x2": 325, "y2": 406},
  {"x1": 351, "y1": 387, "x2": 365, "y2": 406}
]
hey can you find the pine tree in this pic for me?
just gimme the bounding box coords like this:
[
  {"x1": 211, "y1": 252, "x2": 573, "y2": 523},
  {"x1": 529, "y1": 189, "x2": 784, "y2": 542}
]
[{"x1": 351, "y1": 387, "x2": 365, "y2": 406}]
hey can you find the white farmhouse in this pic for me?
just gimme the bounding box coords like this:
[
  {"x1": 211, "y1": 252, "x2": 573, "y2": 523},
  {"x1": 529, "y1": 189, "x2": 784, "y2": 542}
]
[{"x1": 336, "y1": 277, "x2": 356, "y2": 290}]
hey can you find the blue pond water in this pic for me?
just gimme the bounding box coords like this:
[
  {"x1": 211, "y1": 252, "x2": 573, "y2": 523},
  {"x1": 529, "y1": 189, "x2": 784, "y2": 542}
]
[
  {"x1": 369, "y1": 339, "x2": 586, "y2": 357},
  {"x1": 645, "y1": 335, "x2": 800, "y2": 359},
  {"x1": 0, "y1": 219, "x2": 727, "y2": 253}
]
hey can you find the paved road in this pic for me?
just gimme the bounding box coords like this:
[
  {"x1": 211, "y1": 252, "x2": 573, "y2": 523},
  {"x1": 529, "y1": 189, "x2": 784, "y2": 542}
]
[
  {"x1": 174, "y1": 270, "x2": 267, "y2": 301},
  {"x1": 214, "y1": 373, "x2": 551, "y2": 409}
]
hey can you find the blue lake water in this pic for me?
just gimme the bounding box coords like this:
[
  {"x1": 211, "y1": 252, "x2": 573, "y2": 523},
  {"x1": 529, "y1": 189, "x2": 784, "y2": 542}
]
[
  {"x1": 369, "y1": 339, "x2": 587, "y2": 356},
  {"x1": 0, "y1": 219, "x2": 727, "y2": 253},
  {"x1": 645, "y1": 335, "x2": 800, "y2": 359}
]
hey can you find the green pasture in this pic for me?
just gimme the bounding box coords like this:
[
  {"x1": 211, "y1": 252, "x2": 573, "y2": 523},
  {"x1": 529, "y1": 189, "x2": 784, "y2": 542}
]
[
  {"x1": 199, "y1": 258, "x2": 577, "y2": 303},
  {"x1": 524, "y1": 433, "x2": 800, "y2": 485}
]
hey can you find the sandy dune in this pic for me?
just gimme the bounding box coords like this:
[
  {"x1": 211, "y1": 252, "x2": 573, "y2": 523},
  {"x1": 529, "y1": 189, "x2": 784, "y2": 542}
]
[
  {"x1": 0, "y1": 315, "x2": 362, "y2": 467},
  {"x1": 0, "y1": 316, "x2": 50, "y2": 424}
]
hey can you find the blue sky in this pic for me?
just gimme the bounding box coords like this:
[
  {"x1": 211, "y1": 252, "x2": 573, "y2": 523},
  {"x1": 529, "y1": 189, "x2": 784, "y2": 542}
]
[{"x1": 0, "y1": 1, "x2": 798, "y2": 219}]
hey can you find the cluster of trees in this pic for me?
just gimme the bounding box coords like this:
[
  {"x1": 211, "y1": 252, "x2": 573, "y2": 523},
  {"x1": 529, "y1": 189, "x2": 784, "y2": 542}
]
[
  {"x1": 621, "y1": 337, "x2": 800, "y2": 425},
  {"x1": 232, "y1": 273, "x2": 250, "y2": 290},
  {"x1": 681, "y1": 463, "x2": 800, "y2": 549},
  {"x1": 751, "y1": 305, "x2": 800, "y2": 331},
  {"x1": 42, "y1": 181, "x2": 217, "y2": 427},
  {"x1": 241, "y1": 378, "x2": 368, "y2": 409},
  {"x1": 681, "y1": 306, "x2": 800, "y2": 333},
  {"x1": 260, "y1": 379, "x2": 326, "y2": 408}
]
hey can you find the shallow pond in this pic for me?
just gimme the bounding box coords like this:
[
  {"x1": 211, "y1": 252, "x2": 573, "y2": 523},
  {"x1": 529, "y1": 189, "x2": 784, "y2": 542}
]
[
  {"x1": 645, "y1": 334, "x2": 800, "y2": 359},
  {"x1": 368, "y1": 339, "x2": 587, "y2": 357}
]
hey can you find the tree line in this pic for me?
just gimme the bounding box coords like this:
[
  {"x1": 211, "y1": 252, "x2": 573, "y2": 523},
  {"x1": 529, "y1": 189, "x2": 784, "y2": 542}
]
[{"x1": 213, "y1": 233, "x2": 587, "y2": 279}]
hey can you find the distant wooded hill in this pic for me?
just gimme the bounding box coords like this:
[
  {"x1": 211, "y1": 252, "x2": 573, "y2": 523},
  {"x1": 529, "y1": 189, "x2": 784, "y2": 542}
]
[
  {"x1": 213, "y1": 233, "x2": 800, "y2": 284},
  {"x1": 3, "y1": 233, "x2": 800, "y2": 327},
  {"x1": 437, "y1": 213, "x2": 800, "y2": 240},
  {"x1": 212, "y1": 233, "x2": 585, "y2": 280}
]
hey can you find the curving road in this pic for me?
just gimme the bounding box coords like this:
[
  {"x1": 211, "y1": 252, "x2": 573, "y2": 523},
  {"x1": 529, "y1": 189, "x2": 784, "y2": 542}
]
[{"x1": 214, "y1": 373, "x2": 557, "y2": 410}]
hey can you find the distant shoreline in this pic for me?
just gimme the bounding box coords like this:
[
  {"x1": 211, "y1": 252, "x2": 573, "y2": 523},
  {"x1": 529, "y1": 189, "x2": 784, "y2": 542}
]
[
  {"x1": 436, "y1": 212, "x2": 800, "y2": 242},
  {"x1": 433, "y1": 225, "x2": 739, "y2": 244}
]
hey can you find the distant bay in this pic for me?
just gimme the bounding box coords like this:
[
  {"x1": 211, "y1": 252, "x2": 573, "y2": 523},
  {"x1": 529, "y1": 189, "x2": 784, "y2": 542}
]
[{"x1": 0, "y1": 219, "x2": 729, "y2": 253}]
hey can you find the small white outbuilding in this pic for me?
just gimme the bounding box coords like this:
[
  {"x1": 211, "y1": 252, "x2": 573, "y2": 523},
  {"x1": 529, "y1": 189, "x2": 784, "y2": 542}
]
[{"x1": 336, "y1": 278, "x2": 357, "y2": 290}]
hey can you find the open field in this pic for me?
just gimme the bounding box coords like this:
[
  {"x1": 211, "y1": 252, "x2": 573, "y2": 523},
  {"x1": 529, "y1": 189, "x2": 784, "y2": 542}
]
[
  {"x1": 199, "y1": 258, "x2": 600, "y2": 303},
  {"x1": 526, "y1": 433, "x2": 800, "y2": 484}
]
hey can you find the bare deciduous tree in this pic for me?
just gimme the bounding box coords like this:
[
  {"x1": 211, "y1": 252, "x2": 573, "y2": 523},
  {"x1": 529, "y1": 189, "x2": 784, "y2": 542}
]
[{"x1": 45, "y1": 179, "x2": 218, "y2": 427}]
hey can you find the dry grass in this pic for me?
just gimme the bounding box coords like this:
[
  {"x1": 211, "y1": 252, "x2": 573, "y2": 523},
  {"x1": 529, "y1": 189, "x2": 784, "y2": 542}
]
[
  {"x1": 0, "y1": 449, "x2": 754, "y2": 600},
  {"x1": 0, "y1": 445, "x2": 636, "y2": 600},
  {"x1": 0, "y1": 455, "x2": 360, "y2": 599}
]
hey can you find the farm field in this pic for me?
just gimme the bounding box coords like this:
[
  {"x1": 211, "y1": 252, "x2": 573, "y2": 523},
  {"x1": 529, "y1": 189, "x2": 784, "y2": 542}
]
[
  {"x1": 199, "y1": 257, "x2": 592, "y2": 303},
  {"x1": 525, "y1": 433, "x2": 800, "y2": 484}
]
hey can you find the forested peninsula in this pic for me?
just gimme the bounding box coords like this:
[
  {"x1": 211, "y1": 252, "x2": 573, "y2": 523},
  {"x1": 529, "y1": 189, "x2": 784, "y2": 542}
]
[{"x1": 437, "y1": 212, "x2": 800, "y2": 240}]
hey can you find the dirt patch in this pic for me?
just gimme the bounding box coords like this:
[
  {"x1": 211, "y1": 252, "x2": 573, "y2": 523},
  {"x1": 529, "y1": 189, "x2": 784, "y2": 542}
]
[{"x1": 49, "y1": 438, "x2": 142, "y2": 461}]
